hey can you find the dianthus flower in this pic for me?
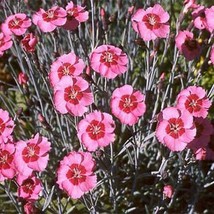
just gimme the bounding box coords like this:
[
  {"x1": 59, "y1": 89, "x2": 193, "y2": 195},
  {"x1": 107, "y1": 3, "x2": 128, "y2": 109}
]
[
  {"x1": 163, "y1": 185, "x2": 173, "y2": 199},
  {"x1": 21, "y1": 33, "x2": 37, "y2": 52},
  {"x1": 49, "y1": 52, "x2": 85, "y2": 87},
  {"x1": 0, "y1": 143, "x2": 16, "y2": 181},
  {"x1": 175, "y1": 30, "x2": 201, "y2": 61},
  {"x1": 156, "y1": 107, "x2": 196, "y2": 152},
  {"x1": 57, "y1": 151, "x2": 97, "y2": 199},
  {"x1": 90, "y1": 45, "x2": 128, "y2": 79},
  {"x1": 0, "y1": 32, "x2": 13, "y2": 56},
  {"x1": 18, "y1": 72, "x2": 29, "y2": 85},
  {"x1": 14, "y1": 134, "x2": 51, "y2": 177},
  {"x1": 0, "y1": 108, "x2": 14, "y2": 144},
  {"x1": 24, "y1": 202, "x2": 39, "y2": 214},
  {"x1": 176, "y1": 86, "x2": 211, "y2": 118},
  {"x1": 205, "y1": 6, "x2": 214, "y2": 32},
  {"x1": 63, "y1": 1, "x2": 89, "y2": 30},
  {"x1": 131, "y1": 4, "x2": 170, "y2": 41},
  {"x1": 192, "y1": 6, "x2": 207, "y2": 30},
  {"x1": 77, "y1": 111, "x2": 115, "y2": 151},
  {"x1": 18, "y1": 174, "x2": 42, "y2": 200},
  {"x1": 110, "y1": 85, "x2": 146, "y2": 126},
  {"x1": 183, "y1": 0, "x2": 199, "y2": 13},
  {"x1": 32, "y1": 6, "x2": 67, "y2": 33},
  {"x1": 54, "y1": 76, "x2": 94, "y2": 116},
  {"x1": 1, "y1": 13, "x2": 31, "y2": 36}
]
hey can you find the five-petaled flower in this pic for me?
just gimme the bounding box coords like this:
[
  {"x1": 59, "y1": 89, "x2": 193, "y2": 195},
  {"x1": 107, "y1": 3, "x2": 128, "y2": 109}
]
[
  {"x1": 57, "y1": 151, "x2": 97, "y2": 199},
  {"x1": 110, "y1": 85, "x2": 146, "y2": 126},
  {"x1": 176, "y1": 86, "x2": 211, "y2": 118},
  {"x1": 54, "y1": 76, "x2": 94, "y2": 116},
  {"x1": 131, "y1": 4, "x2": 170, "y2": 41},
  {"x1": 77, "y1": 111, "x2": 115, "y2": 151},
  {"x1": 90, "y1": 45, "x2": 128, "y2": 79},
  {"x1": 1, "y1": 13, "x2": 31, "y2": 36},
  {"x1": 156, "y1": 107, "x2": 196, "y2": 152},
  {"x1": 0, "y1": 32, "x2": 13, "y2": 57}
]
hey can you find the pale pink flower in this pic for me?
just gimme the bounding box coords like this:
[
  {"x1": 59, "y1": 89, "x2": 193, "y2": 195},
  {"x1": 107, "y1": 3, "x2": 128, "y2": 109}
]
[
  {"x1": 175, "y1": 30, "x2": 201, "y2": 61},
  {"x1": 0, "y1": 108, "x2": 14, "y2": 144},
  {"x1": 131, "y1": 4, "x2": 170, "y2": 41},
  {"x1": 163, "y1": 185, "x2": 173, "y2": 199},
  {"x1": 90, "y1": 45, "x2": 128, "y2": 79},
  {"x1": 49, "y1": 52, "x2": 85, "y2": 87},
  {"x1": 54, "y1": 76, "x2": 94, "y2": 116},
  {"x1": 110, "y1": 85, "x2": 146, "y2": 126},
  {"x1": 18, "y1": 174, "x2": 42, "y2": 200},
  {"x1": 210, "y1": 46, "x2": 214, "y2": 64},
  {"x1": 21, "y1": 33, "x2": 37, "y2": 52},
  {"x1": 63, "y1": 1, "x2": 89, "y2": 30},
  {"x1": 0, "y1": 143, "x2": 16, "y2": 181},
  {"x1": 77, "y1": 111, "x2": 115, "y2": 151},
  {"x1": 14, "y1": 134, "x2": 51, "y2": 177},
  {"x1": 57, "y1": 151, "x2": 97, "y2": 199},
  {"x1": 176, "y1": 86, "x2": 211, "y2": 118},
  {"x1": 183, "y1": 0, "x2": 199, "y2": 13},
  {"x1": 205, "y1": 6, "x2": 214, "y2": 32},
  {"x1": 1, "y1": 13, "x2": 31, "y2": 36},
  {"x1": 18, "y1": 72, "x2": 28, "y2": 85},
  {"x1": 156, "y1": 107, "x2": 196, "y2": 152},
  {"x1": 0, "y1": 32, "x2": 13, "y2": 56},
  {"x1": 32, "y1": 6, "x2": 67, "y2": 33}
]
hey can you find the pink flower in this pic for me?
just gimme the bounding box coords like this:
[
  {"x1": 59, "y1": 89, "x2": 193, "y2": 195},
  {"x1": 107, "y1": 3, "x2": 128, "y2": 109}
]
[
  {"x1": 32, "y1": 6, "x2": 67, "y2": 33},
  {"x1": 14, "y1": 134, "x2": 51, "y2": 177},
  {"x1": 0, "y1": 32, "x2": 13, "y2": 56},
  {"x1": 110, "y1": 85, "x2": 146, "y2": 126},
  {"x1": 131, "y1": 4, "x2": 170, "y2": 41},
  {"x1": 57, "y1": 151, "x2": 97, "y2": 199},
  {"x1": 183, "y1": 0, "x2": 199, "y2": 13},
  {"x1": 192, "y1": 6, "x2": 207, "y2": 30},
  {"x1": 24, "y1": 202, "x2": 39, "y2": 214},
  {"x1": 0, "y1": 108, "x2": 14, "y2": 144},
  {"x1": 1, "y1": 13, "x2": 31, "y2": 36},
  {"x1": 210, "y1": 46, "x2": 214, "y2": 64},
  {"x1": 18, "y1": 72, "x2": 28, "y2": 85},
  {"x1": 175, "y1": 30, "x2": 201, "y2": 61},
  {"x1": 187, "y1": 117, "x2": 213, "y2": 151},
  {"x1": 90, "y1": 45, "x2": 128, "y2": 79},
  {"x1": 54, "y1": 76, "x2": 94, "y2": 116},
  {"x1": 21, "y1": 33, "x2": 37, "y2": 52},
  {"x1": 156, "y1": 107, "x2": 196, "y2": 152},
  {"x1": 49, "y1": 52, "x2": 85, "y2": 87},
  {"x1": 18, "y1": 174, "x2": 42, "y2": 200},
  {"x1": 176, "y1": 86, "x2": 211, "y2": 118},
  {"x1": 77, "y1": 111, "x2": 115, "y2": 151},
  {"x1": 63, "y1": 1, "x2": 89, "y2": 30},
  {"x1": 0, "y1": 143, "x2": 16, "y2": 181},
  {"x1": 205, "y1": 6, "x2": 214, "y2": 32},
  {"x1": 163, "y1": 185, "x2": 173, "y2": 199}
]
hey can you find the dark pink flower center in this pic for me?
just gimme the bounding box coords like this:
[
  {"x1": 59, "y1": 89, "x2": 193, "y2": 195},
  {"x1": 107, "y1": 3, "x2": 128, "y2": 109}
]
[
  {"x1": 43, "y1": 9, "x2": 58, "y2": 22},
  {"x1": 185, "y1": 94, "x2": 202, "y2": 113},
  {"x1": 0, "y1": 150, "x2": 13, "y2": 169},
  {"x1": 184, "y1": 38, "x2": 198, "y2": 51},
  {"x1": 100, "y1": 51, "x2": 118, "y2": 67},
  {"x1": 64, "y1": 85, "x2": 83, "y2": 105},
  {"x1": 0, "y1": 118, "x2": 5, "y2": 134},
  {"x1": 67, "y1": 7, "x2": 79, "y2": 17},
  {"x1": 58, "y1": 63, "x2": 75, "y2": 79},
  {"x1": 143, "y1": 13, "x2": 161, "y2": 30},
  {"x1": 119, "y1": 94, "x2": 138, "y2": 113},
  {"x1": 22, "y1": 179, "x2": 35, "y2": 194},
  {"x1": 22, "y1": 143, "x2": 40, "y2": 163},
  {"x1": 166, "y1": 118, "x2": 185, "y2": 139},
  {"x1": 86, "y1": 120, "x2": 105, "y2": 140},
  {"x1": 8, "y1": 17, "x2": 23, "y2": 29},
  {"x1": 66, "y1": 164, "x2": 86, "y2": 185}
]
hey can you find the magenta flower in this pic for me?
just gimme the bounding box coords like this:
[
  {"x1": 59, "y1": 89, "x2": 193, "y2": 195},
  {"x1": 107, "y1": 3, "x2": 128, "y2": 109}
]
[
  {"x1": 0, "y1": 108, "x2": 14, "y2": 144},
  {"x1": 176, "y1": 86, "x2": 211, "y2": 118},
  {"x1": 57, "y1": 151, "x2": 97, "y2": 199},
  {"x1": 18, "y1": 174, "x2": 42, "y2": 200},
  {"x1": 77, "y1": 111, "x2": 115, "y2": 151},
  {"x1": 0, "y1": 32, "x2": 13, "y2": 57},
  {"x1": 192, "y1": 6, "x2": 207, "y2": 30},
  {"x1": 90, "y1": 45, "x2": 128, "y2": 79},
  {"x1": 24, "y1": 202, "x2": 39, "y2": 214},
  {"x1": 175, "y1": 30, "x2": 201, "y2": 61},
  {"x1": 54, "y1": 76, "x2": 94, "y2": 116},
  {"x1": 110, "y1": 85, "x2": 146, "y2": 126},
  {"x1": 18, "y1": 72, "x2": 28, "y2": 85},
  {"x1": 156, "y1": 107, "x2": 196, "y2": 152},
  {"x1": 163, "y1": 185, "x2": 173, "y2": 199},
  {"x1": 0, "y1": 143, "x2": 16, "y2": 181},
  {"x1": 21, "y1": 33, "x2": 38, "y2": 52},
  {"x1": 32, "y1": 6, "x2": 67, "y2": 33},
  {"x1": 49, "y1": 52, "x2": 85, "y2": 87},
  {"x1": 14, "y1": 134, "x2": 51, "y2": 177},
  {"x1": 131, "y1": 4, "x2": 170, "y2": 41},
  {"x1": 1, "y1": 13, "x2": 31, "y2": 36},
  {"x1": 63, "y1": 1, "x2": 89, "y2": 30}
]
